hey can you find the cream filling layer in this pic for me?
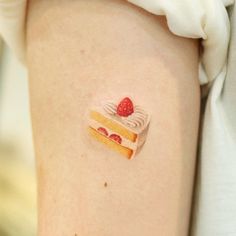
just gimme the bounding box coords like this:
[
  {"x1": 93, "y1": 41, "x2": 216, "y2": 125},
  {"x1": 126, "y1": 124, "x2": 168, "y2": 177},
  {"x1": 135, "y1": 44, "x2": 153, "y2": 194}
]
[{"x1": 89, "y1": 119, "x2": 146, "y2": 150}]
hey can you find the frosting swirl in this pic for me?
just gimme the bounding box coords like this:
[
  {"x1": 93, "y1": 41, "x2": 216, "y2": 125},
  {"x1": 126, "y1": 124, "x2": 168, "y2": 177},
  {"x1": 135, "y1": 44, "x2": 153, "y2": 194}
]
[
  {"x1": 103, "y1": 101, "x2": 117, "y2": 115},
  {"x1": 121, "y1": 106, "x2": 148, "y2": 128},
  {"x1": 103, "y1": 101, "x2": 147, "y2": 128}
]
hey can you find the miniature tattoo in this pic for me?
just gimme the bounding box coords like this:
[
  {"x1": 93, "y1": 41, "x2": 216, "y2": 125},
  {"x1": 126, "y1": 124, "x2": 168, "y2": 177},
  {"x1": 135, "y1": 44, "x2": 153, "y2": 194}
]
[{"x1": 88, "y1": 97, "x2": 151, "y2": 159}]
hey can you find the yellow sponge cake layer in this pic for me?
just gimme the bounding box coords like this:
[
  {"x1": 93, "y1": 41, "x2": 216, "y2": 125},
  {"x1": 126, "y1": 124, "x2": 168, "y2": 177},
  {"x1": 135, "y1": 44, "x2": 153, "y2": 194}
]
[
  {"x1": 90, "y1": 110, "x2": 137, "y2": 142},
  {"x1": 88, "y1": 127, "x2": 133, "y2": 159}
]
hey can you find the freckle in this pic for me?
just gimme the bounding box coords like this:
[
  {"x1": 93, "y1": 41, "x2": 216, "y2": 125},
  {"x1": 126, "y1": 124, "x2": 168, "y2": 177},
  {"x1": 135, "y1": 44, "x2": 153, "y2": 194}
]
[
  {"x1": 104, "y1": 182, "x2": 108, "y2": 187},
  {"x1": 81, "y1": 153, "x2": 87, "y2": 158},
  {"x1": 80, "y1": 49, "x2": 85, "y2": 54}
]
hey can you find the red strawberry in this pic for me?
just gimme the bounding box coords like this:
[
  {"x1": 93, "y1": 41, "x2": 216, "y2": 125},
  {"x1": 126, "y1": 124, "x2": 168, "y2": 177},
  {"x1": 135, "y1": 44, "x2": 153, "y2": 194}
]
[
  {"x1": 97, "y1": 127, "x2": 108, "y2": 136},
  {"x1": 116, "y1": 97, "x2": 134, "y2": 117},
  {"x1": 109, "y1": 134, "x2": 122, "y2": 144}
]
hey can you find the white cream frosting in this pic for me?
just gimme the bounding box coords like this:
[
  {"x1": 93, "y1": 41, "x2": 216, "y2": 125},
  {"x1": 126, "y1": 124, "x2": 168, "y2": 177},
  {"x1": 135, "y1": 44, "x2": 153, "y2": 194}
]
[
  {"x1": 103, "y1": 101, "x2": 117, "y2": 115},
  {"x1": 102, "y1": 101, "x2": 148, "y2": 128}
]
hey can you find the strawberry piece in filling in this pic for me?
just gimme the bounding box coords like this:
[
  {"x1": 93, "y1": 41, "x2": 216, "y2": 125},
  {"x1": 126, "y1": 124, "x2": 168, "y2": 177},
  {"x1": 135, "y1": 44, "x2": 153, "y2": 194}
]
[
  {"x1": 97, "y1": 127, "x2": 108, "y2": 136},
  {"x1": 109, "y1": 134, "x2": 122, "y2": 144}
]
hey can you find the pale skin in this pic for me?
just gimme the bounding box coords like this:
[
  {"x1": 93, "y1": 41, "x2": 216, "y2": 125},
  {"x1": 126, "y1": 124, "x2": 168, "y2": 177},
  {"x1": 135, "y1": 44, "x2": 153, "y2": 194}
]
[{"x1": 26, "y1": 0, "x2": 200, "y2": 235}]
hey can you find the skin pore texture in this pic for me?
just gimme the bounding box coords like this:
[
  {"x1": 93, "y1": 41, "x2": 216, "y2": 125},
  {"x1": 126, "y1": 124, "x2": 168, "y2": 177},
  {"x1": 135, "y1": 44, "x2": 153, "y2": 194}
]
[{"x1": 26, "y1": 0, "x2": 200, "y2": 235}]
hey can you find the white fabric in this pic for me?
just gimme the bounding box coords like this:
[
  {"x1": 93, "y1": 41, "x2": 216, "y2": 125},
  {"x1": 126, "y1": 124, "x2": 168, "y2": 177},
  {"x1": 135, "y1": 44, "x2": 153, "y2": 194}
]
[
  {"x1": 128, "y1": 0, "x2": 232, "y2": 85},
  {"x1": 0, "y1": 0, "x2": 26, "y2": 63},
  {"x1": 192, "y1": 5, "x2": 236, "y2": 235},
  {"x1": 0, "y1": 0, "x2": 235, "y2": 235}
]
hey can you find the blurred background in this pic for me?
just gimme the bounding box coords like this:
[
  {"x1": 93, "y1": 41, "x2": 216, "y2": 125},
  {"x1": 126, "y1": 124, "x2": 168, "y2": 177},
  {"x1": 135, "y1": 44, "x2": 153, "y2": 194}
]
[{"x1": 0, "y1": 41, "x2": 37, "y2": 236}]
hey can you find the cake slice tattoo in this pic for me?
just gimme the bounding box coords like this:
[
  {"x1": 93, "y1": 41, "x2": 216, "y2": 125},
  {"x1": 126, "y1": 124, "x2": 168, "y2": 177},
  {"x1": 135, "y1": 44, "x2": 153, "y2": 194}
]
[{"x1": 88, "y1": 97, "x2": 151, "y2": 159}]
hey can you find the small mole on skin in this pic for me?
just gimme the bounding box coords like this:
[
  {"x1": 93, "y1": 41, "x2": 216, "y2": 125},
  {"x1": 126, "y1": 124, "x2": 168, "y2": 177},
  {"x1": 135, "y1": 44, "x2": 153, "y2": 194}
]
[
  {"x1": 104, "y1": 182, "x2": 108, "y2": 187},
  {"x1": 80, "y1": 49, "x2": 85, "y2": 54}
]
